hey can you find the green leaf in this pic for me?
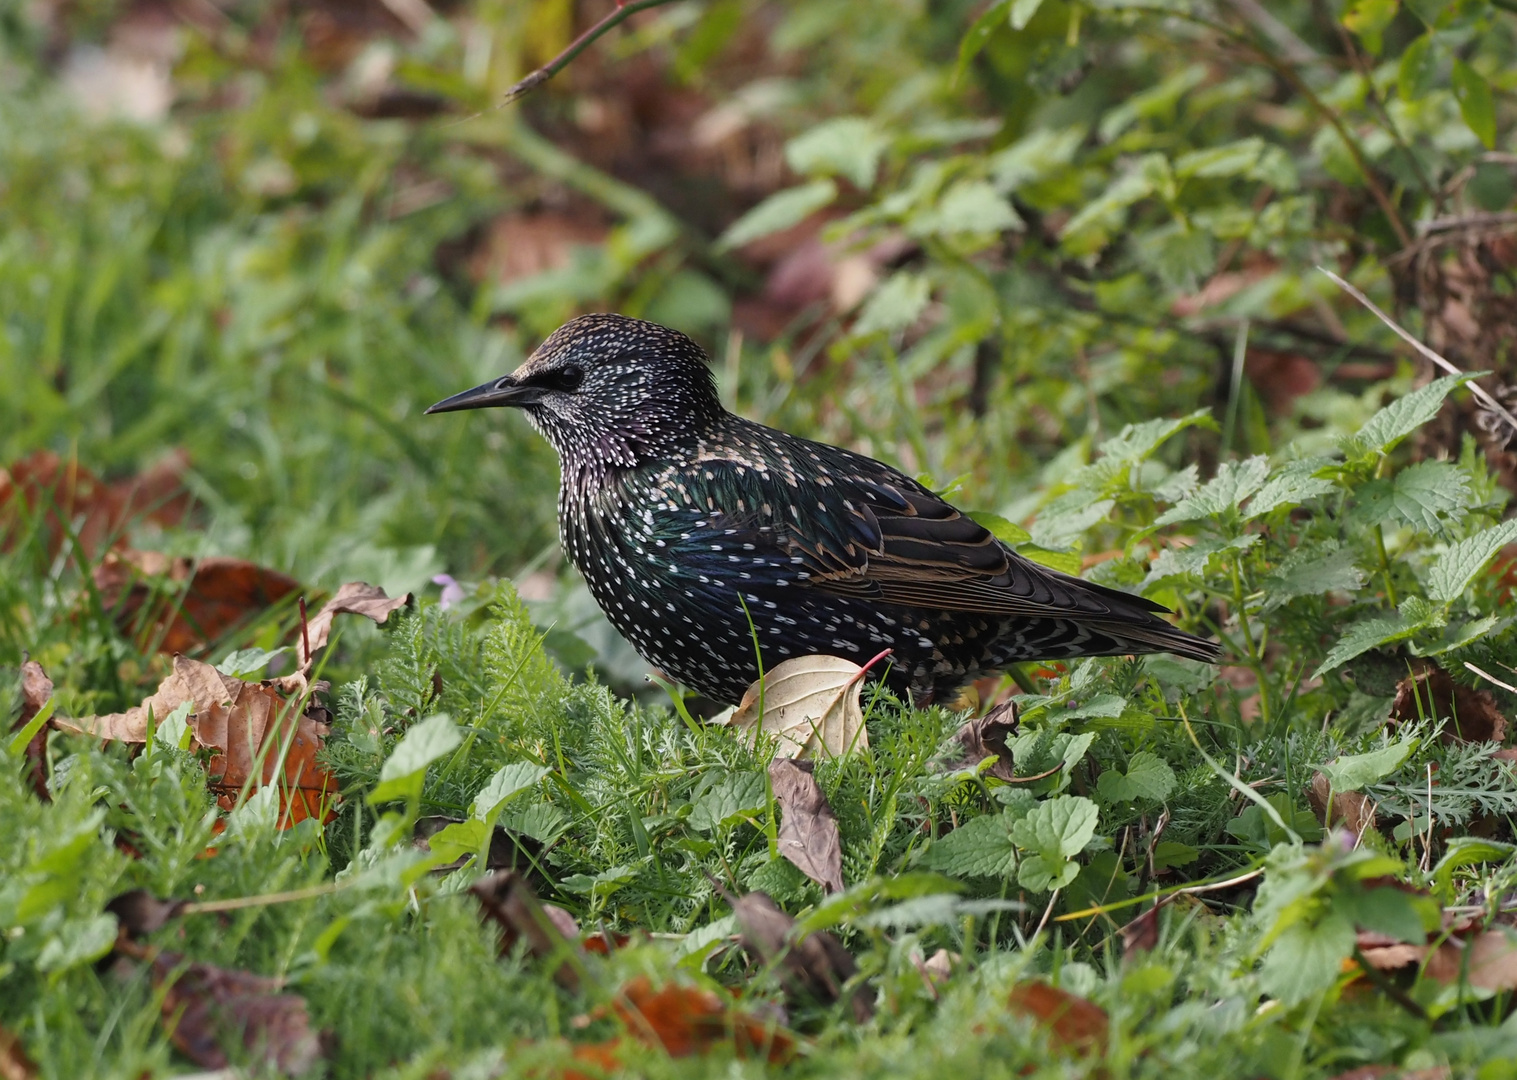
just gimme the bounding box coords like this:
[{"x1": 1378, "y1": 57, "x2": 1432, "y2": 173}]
[
  {"x1": 968, "y1": 510, "x2": 1032, "y2": 545},
  {"x1": 472, "y1": 761, "x2": 551, "y2": 823},
  {"x1": 909, "y1": 180, "x2": 1023, "y2": 238},
  {"x1": 1151, "y1": 841, "x2": 1198, "y2": 870},
  {"x1": 1009, "y1": 795, "x2": 1099, "y2": 864},
  {"x1": 1452, "y1": 60, "x2": 1496, "y2": 149},
  {"x1": 424, "y1": 820, "x2": 488, "y2": 864},
  {"x1": 1096, "y1": 751, "x2": 1176, "y2": 804},
  {"x1": 1260, "y1": 546, "x2": 1367, "y2": 613},
  {"x1": 785, "y1": 117, "x2": 888, "y2": 190},
  {"x1": 216, "y1": 646, "x2": 291, "y2": 680},
  {"x1": 1061, "y1": 156, "x2": 1165, "y2": 250},
  {"x1": 1434, "y1": 838, "x2": 1517, "y2": 899},
  {"x1": 1093, "y1": 409, "x2": 1215, "y2": 472},
  {"x1": 689, "y1": 771, "x2": 766, "y2": 833},
  {"x1": 923, "y1": 812, "x2": 1018, "y2": 877},
  {"x1": 954, "y1": 0, "x2": 1012, "y2": 84},
  {"x1": 1342, "y1": 0, "x2": 1399, "y2": 54},
  {"x1": 1247, "y1": 460, "x2": 1337, "y2": 518},
  {"x1": 1174, "y1": 138, "x2": 1268, "y2": 179},
  {"x1": 1345, "y1": 374, "x2": 1474, "y2": 457},
  {"x1": 854, "y1": 271, "x2": 931, "y2": 335},
  {"x1": 1016, "y1": 544, "x2": 1083, "y2": 576},
  {"x1": 1426, "y1": 519, "x2": 1517, "y2": 605},
  {"x1": 1154, "y1": 456, "x2": 1270, "y2": 525},
  {"x1": 1009, "y1": 0, "x2": 1045, "y2": 30},
  {"x1": 369, "y1": 714, "x2": 462, "y2": 805},
  {"x1": 715, "y1": 179, "x2": 837, "y2": 251},
  {"x1": 1340, "y1": 883, "x2": 1436, "y2": 944},
  {"x1": 1318, "y1": 737, "x2": 1417, "y2": 792},
  {"x1": 989, "y1": 126, "x2": 1085, "y2": 192},
  {"x1": 1353, "y1": 461, "x2": 1470, "y2": 535},
  {"x1": 36, "y1": 915, "x2": 119, "y2": 974},
  {"x1": 1143, "y1": 534, "x2": 1257, "y2": 589},
  {"x1": 1397, "y1": 33, "x2": 1437, "y2": 101},
  {"x1": 1313, "y1": 614, "x2": 1425, "y2": 678},
  {"x1": 1260, "y1": 914, "x2": 1356, "y2": 1004},
  {"x1": 1017, "y1": 853, "x2": 1081, "y2": 892}
]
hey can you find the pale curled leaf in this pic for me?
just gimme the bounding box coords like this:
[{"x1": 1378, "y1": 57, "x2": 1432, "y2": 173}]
[
  {"x1": 769, "y1": 759, "x2": 845, "y2": 894},
  {"x1": 728, "y1": 654, "x2": 878, "y2": 759},
  {"x1": 297, "y1": 581, "x2": 411, "y2": 672}
]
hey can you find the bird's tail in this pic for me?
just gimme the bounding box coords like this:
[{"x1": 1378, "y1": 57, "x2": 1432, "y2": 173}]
[{"x1": 1093, "y1": 618, "x2": 1221, "y2": 664}]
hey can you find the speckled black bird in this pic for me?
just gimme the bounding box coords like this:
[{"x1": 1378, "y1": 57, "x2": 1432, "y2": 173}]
[{"x1": 427, "y1": 314, "x2": 1219, "y2": 705}]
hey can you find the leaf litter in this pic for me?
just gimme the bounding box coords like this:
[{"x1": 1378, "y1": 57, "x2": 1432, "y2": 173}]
[{"x1": 725, "y1": 649, "x2": 891, "y2": 758}]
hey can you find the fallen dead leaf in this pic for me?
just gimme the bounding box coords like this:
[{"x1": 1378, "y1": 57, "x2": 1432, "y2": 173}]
[
  {"x1": 469, "y1": 870, "x2": 586, "y2": 991},
  {"x1": 1392, "y1": 665, "x2": 1509, "y2": 744},
  {"x1": 54, "y1": 655, "x2": 337, "y2": 827},
  {"x1": 768, "y1": 759, "x2": 844, "y2": 894},
  {"x1": 0, "y1": 1024, "x2": 37, "y2": 1080},
  {"x1": 106, "y1": 890, "x2": 189, "y2": 938},
  {"x1": 727, "y1": 651, "x2": 889, "y2": 758},
  {"x1": 296, "y1": 581, "x2": 411, "y2": 671},
  {"x1": 94, "y1": 551, "x2": 300, "y2": 655},
  {"x1": 943, "y1": 698, "x2": 1019, "y2": 781},
  {"x1": 1424, "y1": 927, "x2": 1517, "y2": 990},
  {"x1": 14, "y1": 661, "x2": 53, "y2": 801},
  {"x1": 611, "y1": 976, "x2": 795, "y2": 1063},
  {"x1": 1308, "y1": 772, "x2": 1379, "y2": 837},
  {"x1": 148, "y1": 949, "x2": 322, "y2": 1074},
  {"x1": 722, "y1": 888, "x2": 873, "y2": 1023},
  {"x1": 1006, "y1": 982, "x2": 1108, "y2": 1060},
  {"x1": 0, "y1": 449, "x2": 189, "y2": 559},
  {"x1": 1120, "y1": 904, "x2": 1161, "y2": 958}
]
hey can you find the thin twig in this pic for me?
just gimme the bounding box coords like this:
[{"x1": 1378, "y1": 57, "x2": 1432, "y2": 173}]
[
  {"x1": 181, "y1": 880, "x2": 350, "y2": 915},
  {"x1": 1032, "y1": 888, "x2": 1061, "y2": 938},
  {"x1": 1466, "y1": 662, "x2": 1517, "y2": 695},
  {"x1": 502, "y1": 0, "x2": 680, "y2": 104},
  {"x1": 1317, "y1": 267, "x2": 1517, "y2": 439}
]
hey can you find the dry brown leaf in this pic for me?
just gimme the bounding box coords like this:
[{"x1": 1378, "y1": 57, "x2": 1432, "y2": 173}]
[
  {"x1": 943, "y1": 698, "x2": 1019, "y2": 781},
  {"x1": 727, "y1": 652, "x2": 887, "y2": 758},
  {"x1": 768, "y1": 759, "x2": 844, "y2": 894},
  {"x1": 1425, "y1": 928, "x2": 1517, "y2": 990},
  {"x1": 1120, "y1": 904, "x2": 1161, "y2": 958},
  {"x1": 470, "y1": 870, "x2": 586, "y2": 991},
  {"x1": 14, "y1": 661, "x2": 53, "y2": 801},
  {"x1": 94, "y1": 551, "x2": 300, "y2": 655},
  {"x1": 54, "y1": 656, "x2": 337, "y2": 827},
  {"x1": 0, "y1": 1024, "x2": 37, "y2": 1080},
  {"x1": 106, "y1": 890, "x2": 189, "y2": 938},
  {"x1": 1392, "y1": 665, "x2": 1509, "y2": 744},
  {"x1": 723, "y1": 888, "x2": 873, "y2": 1023},
  {"x1": 0, "y1": 449, "x2": 190, "y2": 559},
  {"x1": 296, "y1": 581, "x2": 411, "y2": 671},
  {"x1": 1308, "y1": 772, "x2": 1379, "y2": 837},
  {"x1": 1006, "y1": 981, "x2": 1109, "y2": 1060},
  {"x1": 611, "y1": 976, "x2": 795, "y2": 1063},
  {"x1": 148, "y1": 949, "x2": 323, "y2": 1074}
]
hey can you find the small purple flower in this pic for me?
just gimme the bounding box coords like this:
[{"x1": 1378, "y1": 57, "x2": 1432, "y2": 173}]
[{"x1": 432, "y1": 573, "x2": 465, "y2": 611}]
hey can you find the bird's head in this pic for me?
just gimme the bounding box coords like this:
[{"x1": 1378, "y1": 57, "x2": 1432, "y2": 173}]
[{"x1": 426, "y1": 314, "x2": 723, "y2": 470}]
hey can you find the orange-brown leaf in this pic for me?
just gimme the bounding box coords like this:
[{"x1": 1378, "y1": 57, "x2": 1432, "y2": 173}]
[{"x1": 1007, "y1": 982, "x2": 1108, "y2": 1059}]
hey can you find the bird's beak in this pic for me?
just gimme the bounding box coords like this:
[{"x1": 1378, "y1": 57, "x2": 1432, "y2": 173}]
[{"x1": 425, "y1": 376, "x2": 543, "y2": 414}]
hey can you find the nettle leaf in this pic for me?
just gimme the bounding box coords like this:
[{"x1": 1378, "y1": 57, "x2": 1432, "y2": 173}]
[
  {"x1": 1344, "y1": 373, "x2": 1474, "y2": 457},
  {"x1": 1061, "y1": 154, "x2": 1169, "y2": 250},
  {"x1": 1318, "y1": 736, "x2": 1417, "y2": 793},
  {"x1": 1260, "y1": 913, "x2": 1356, "y2": 1004},
  {"x1": 716, "y1": 179, "x2": 837, "y2": 250},
  {"x1": 1096, "y1": 751, "x2": 1176, "y2": 804},
  {"x1": 1030, "y1": 497, "x2": 1113, "y2": 549},
  {"x1": 689, "y1": 771, "x2": 767, "y2": 833},
  {"x1": 1096, "y1": 409, "x2": 1214, "y2": 470},
  {"x1": 1143, "y1": 534, "x2": 1257, "y2": 589},
  {"x1": 785, "y1": 117, "x2": 888, "y2": 190},
  {"x1": 855, "y1": 271, "x2": 931, "y2": 335},
  {"x1": 1155, "y1": 456, "x2": 1270, "y2": 525},
  {"x1": 1426, "y1": 519, "x2": 1517, "y2": 605},
  {"x1": 1452, "y1": 60, "x2": 1496, "y2": 149},
  {"x1": 989, "y1": 125, "x2": 1084, "y2": 192},
  {"x1": 968, "y1": 510, "x2": 1032, "y2": 545},
  {"x1": 1010, "y1": 795, "x2": 1098, "y2": 892},
  {"x1": 923, "y1": 811, "x2": 1018, "y2": 877},
  {"x1": 1247, "y1": 459, "x2": 1338, "y2": 518},
  {"x1": 1353, "y1": 461, "x2": 1471, "y2": 535},
  {"x1": 909, "y1": 180, "x2": 1022, "y2": 238},
  {"x1": 1315, "y1": 598, "x2": 1444, "y2": 678},
  {"x1": 1260, "y1": 545, "x2": 1367, "y2": 613}
]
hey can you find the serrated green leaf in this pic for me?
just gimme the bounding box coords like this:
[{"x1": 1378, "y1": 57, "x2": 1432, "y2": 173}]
[
  {"x1": 1452, "y1": 60, "x2": 1496, "y2": 149},
  {"x1": 1143, "y1": 534, "x2": 1257, "y2": 589},
  {"x1": 855, "y1": 271, "x2": 931, "y2": 335},
  {"x1": 968, "y1": 510, "x2": 1032, "y2": 545},
  {"x1": 1353, "y1": 461, "x2": 1470, "y2": 535},
  {"x1": 1017, "y1": 544, "x2": 1083, "y2": 576},
  {"x1": 1247, "y1": 460, "x2": 1337, "y2": 518},
  {"x1": 1318, "y1": 736, "x2": 1416, "y2": 792},
  {"x1": 786, "y1": 117, "x2": 888, "y2": 190},
  {"x1": 689, "y1": 771, "x2": 766, "y2": 833},
  {"x1": 1314, "y1": 614, "x2": 1426, "y2": 678},
  {"x1": 1426, "y1": 520, "x2": 1517, "y2": 604},
  {"x1": 369, "y1": 714, "x2": 462, "y2": 804},
  {"x1": 716, "y1": 179, "x2": 837, "y2": 251},
  {"x1": 1061, "y1": 154, "x2": 1169, "y2": 248},
  {"x1": 989, "y1": 126, "x2": 1085, "y2": 192},
  {"x1": 1009, "y1": 794, "x2": 1099, "y2": 863},
  {"x1": 922, "y1": 811, "x2": 1018, "y2": 877},
  {"x1": 1346, "y1": 373, "x2": 1474, "y2": 457},
  {"x1": 909, "y1": 180, "x2": 1022, "y2": 238},
  {"x1": 1261, "y1": 546, "x2": 1368, "y2": 613},
  {"x1": 1411, "y1": 615, "x2": 1507, "y2": 656},
  {"x1": 1174, "y1": 138, "x2": 1267, "y2": 179},
  {"x1": 1155, "y1": 456, "x2": 1270, "y2": 525},
  {"x1": 1096, "y1": 751, "x2": 1176, "y2": 803}
]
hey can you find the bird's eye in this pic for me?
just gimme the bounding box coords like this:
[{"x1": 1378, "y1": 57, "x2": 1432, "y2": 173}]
[{"x1": 548, "y1": 365, "x2": 584, "y2": 393}]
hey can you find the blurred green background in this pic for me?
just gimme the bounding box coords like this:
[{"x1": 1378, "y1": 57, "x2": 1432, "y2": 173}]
[{"x1": 3, "y1": 0, "x2": 1515, "y2": 695}]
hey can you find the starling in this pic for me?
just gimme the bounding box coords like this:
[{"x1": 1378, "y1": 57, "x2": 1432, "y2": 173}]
[{"x1": 428, "y1": 314, "x2": 1219, "y2": 705}]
